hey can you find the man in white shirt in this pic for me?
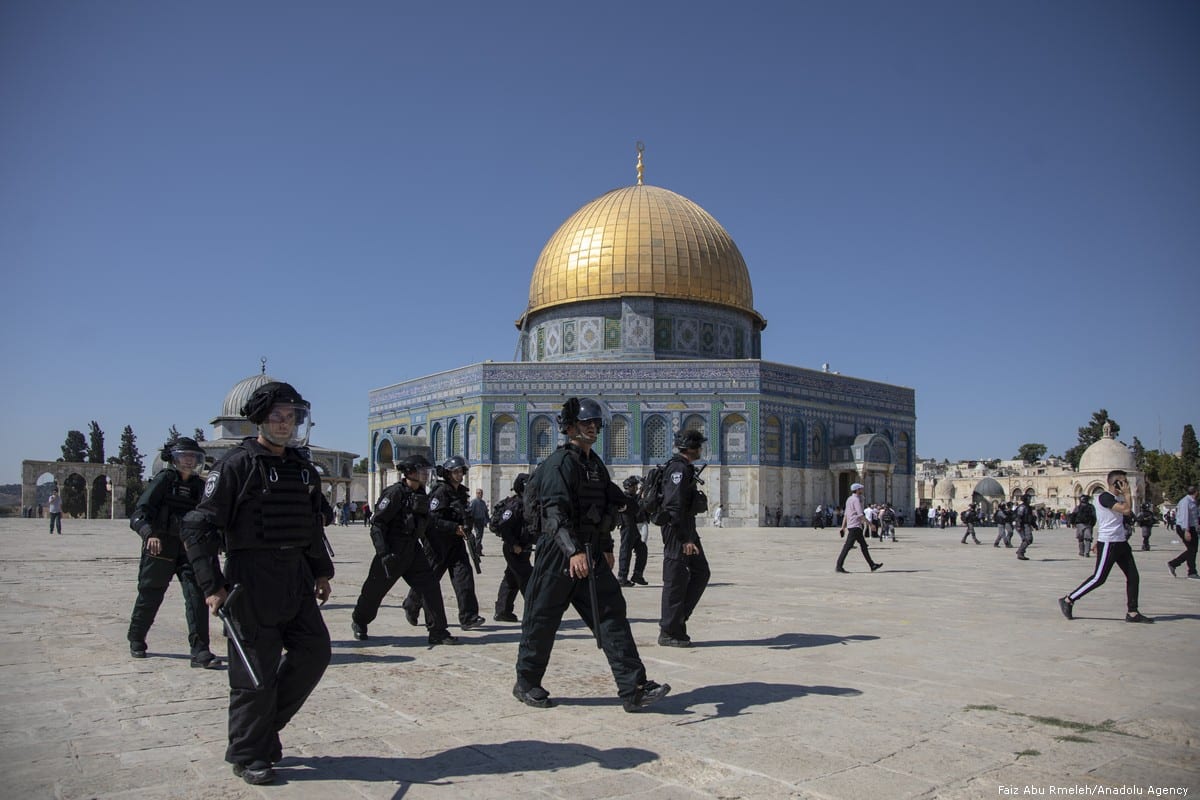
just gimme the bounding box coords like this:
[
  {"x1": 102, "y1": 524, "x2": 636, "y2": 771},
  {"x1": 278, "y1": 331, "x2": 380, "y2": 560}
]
[
  {"x1": 1059, "y1": 470, "x2": 1153, "y2": 623},
  {"x1": 1167, "y1": 485, "x2": 1198, "y2": 578},
  {"x1": 836, "y1": 483, "x2": 882, "y2": 574}
]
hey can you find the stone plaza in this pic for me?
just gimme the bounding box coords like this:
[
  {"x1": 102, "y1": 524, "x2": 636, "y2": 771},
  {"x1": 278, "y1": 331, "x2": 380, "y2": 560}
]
[{"x1": 0, "y1": 516, "x2": 1196, "y2": 799}]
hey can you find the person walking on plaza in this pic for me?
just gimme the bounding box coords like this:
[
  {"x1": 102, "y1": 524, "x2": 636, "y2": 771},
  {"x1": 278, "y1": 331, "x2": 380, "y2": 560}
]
[
  {"x1": 1071, "y1": 494, "x2": 1096, "y2": 557},
  {"x1": 350, "y1": 454, "x2": 458, "y2": 644},
  {"x1": 1059, "y1": 470, "x2": 1154, "y2": 623},
  {"x1": 127, "y1": 436, "x2": 220, "y2": 668},
  {"x1": 712, "y1": 503, "x2": 724, "y2": 528},
  {"x1": 181, "y1": 381, "x2": 334, "y2": 785},
  {"x1": 960, "y1": 503, "x2": 981, "y2": 544},
  {"x1": 1167, "y1": 485, "x2": 1198, "y2": 579},
  {"x1": 616, "y1": 476, "x2": 648, "y2": 588},
  {"x1": 513, "y1": 397, "x2": 670, "y2": 712},
  {"x1": 491, "y1": 473, "x2": 535, "y2": 622},
  {"x1": 1134, "y1": 502, "x2": 1156, "y2": 551},
  {"x1": 469, "y1": 488, "x2": 489, "y2": 558},
  {"x1": 658, "y1": 429, "x2": 711, "y2": 647},
  {"x1": 402, "y1": 456, "x2": 485, "y2": 631},
  {"x1": 1014, "y1": 496, "x2": 1036, "y2": 561},
  {"x1": 47, "y1": 490, "x2": 63, "y2": 534},
  {"x1": 836, "y1": 483, "x2": 882, "y2": 573}
]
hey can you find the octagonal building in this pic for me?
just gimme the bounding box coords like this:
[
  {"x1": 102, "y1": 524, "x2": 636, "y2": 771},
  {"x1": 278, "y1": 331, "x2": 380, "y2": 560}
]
[{"x1": 368, "y1": 156, "x2": 916, "y2": 525}]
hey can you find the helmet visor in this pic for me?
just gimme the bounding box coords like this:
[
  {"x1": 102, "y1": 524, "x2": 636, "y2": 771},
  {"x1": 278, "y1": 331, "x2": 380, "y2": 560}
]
[
  {"x1": 170, "y1": 447, "x2": 206, "y2": 472},
  {"x1": 259, "y1": 402, "x2": 313, "y2": 448}
]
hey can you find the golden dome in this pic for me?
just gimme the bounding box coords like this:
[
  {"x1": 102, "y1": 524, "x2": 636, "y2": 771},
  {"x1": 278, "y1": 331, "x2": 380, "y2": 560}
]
[{"x1": 521, "y1": 184, "x2": 763, "y2": 327}]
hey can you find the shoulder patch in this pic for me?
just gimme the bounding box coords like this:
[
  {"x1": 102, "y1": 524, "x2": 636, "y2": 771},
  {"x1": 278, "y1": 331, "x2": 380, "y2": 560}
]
[
  {"x1": 377, "y1": 497, "x2": 390, "y2": 512},
  {"x1": 429, "y1": 497, "x2": 441, "y2": 511},
  {"x1": 671, "y1": 472, "x2": 683, "y2": 485},
  {"x1": 501, "y1": 509, "x2": 513, "y2": 522},
  {"x1": 204, "y1": 471, "x2": 220, "y2": 498}
]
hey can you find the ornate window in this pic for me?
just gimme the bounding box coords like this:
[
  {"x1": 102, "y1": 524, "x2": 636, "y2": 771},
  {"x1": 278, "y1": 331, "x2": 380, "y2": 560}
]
[
  {"x1": 493, "y1": 415, "x2": 517, "y2": 459},
  {"x1": 449, "y1": 420, "x2": 462, "y2": 459},
  {"x1": 790, "y1": 421, "x2": 804, "y2": 463},
  {"x1": 810, "y1": 422, "x2": 827, "y2": 466},
  {"x1": 764, "y1": 415, "x2": 781, "y2": 459},
  {"x1": 531, "y1": 417, "x2": 554, "y2": 461},
  {"x1": 465, "y1": 416, "x2": 477, "y2": 461},
  {"x1": 645, "y1": 416, "x2": 668, "y2": 461},
  {"x1": 722, "y1": 414, "x2": 748, "y2": 459},
  {"x1": 431, "y1": 423, "x2": 443, "y2": 460},
  {"x1": 609, "y1": 416, "x2": 629, "y2": 459},
  {"x1": 682, "y1": 414, "x2": 707, "y2": 457}
]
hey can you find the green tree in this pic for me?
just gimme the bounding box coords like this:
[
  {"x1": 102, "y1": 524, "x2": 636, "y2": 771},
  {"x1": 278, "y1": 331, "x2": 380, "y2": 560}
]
[
  {"x1": 354, "y1": 457, "x2": 369, "y2": 474},
  {"x1": 87, "y1": 421, "x2": 106, "y2": 464},
  {"x1": 193, "y1": 428, "x2": 206, "y2": 443},
  {"x1": 1181, "y1": 424, "x2": 1199, "y2": 473},
  {"x1": 167, "y1": 425, "x2": 181, "y2": 444},
  {"x1": 60, "y1": 430, "x2": 87, "y2": 463},
  {"x1": 1015, "y1": 443, "x2": 1047, "y2": 464},
  {"x1": 115, "y1": 425, "x2": 146, "y2": 516},
  {"x1": 1131, "y1": 437, "x2": 1147, "y2": 473},
  {"x1": 1064, "y1": 409, "x2": 1120, "y2": 470}
]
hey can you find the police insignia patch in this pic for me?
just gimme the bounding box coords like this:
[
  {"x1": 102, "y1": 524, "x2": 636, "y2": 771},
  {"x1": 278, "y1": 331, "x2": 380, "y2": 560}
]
[
  {"x1": 671, "y1": 472, "x2": 683, "y2": 485},
  {"x1": 430, "y1": 498, "x2": 440, "y2": 510},
  {"x1": 204, "y1": 471, "x2": 220, "y2": 497},
  {"x1": 377, "y1": 497, "x2": 390, "y2": 511},
  {"x1": 502, "y1": 509, "x2": 512, "y2": 521}
]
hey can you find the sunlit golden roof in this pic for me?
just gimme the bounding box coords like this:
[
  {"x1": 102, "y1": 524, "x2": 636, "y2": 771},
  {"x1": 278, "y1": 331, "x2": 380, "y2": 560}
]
[{"x1": 521, "y1": 183, "x2": 762, "y2": 327}]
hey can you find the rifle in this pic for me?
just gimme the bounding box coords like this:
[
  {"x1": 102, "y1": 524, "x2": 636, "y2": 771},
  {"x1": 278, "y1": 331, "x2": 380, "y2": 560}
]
[
  {"x1": 448, "y1": 493, "x2": 482, "y2": 574},
  {"x1": 583, "y1": 542, "x2": 603, "y2": 650},
  {"x1": 218, "y1": 584, "x2": 263, "y2": 690}
]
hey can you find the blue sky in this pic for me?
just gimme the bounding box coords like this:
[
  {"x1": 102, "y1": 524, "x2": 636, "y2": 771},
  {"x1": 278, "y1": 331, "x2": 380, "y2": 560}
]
[{"x1": 2, "y1": 1, "x2": 1197, "y2": 485}]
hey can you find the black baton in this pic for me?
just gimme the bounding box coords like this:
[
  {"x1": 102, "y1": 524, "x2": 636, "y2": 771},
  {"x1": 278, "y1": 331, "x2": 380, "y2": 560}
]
[
  {"x1": 218, "y1": 584, "x2": 263, "y2": 690},
  {"x1": 584, "y1": 542, "x2": 603, "y2": 650}
]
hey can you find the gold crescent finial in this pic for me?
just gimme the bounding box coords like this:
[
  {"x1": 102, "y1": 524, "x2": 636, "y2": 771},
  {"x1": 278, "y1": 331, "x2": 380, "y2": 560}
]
[{"x1": 636, "y1": 141, "x2": 645, "y2": 186}]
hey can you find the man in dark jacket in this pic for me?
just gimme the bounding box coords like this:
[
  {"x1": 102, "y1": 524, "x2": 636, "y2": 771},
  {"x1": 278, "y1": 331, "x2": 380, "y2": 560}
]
[{"x1": 658, "y1": 428, "x2": 710, "y2": 647}]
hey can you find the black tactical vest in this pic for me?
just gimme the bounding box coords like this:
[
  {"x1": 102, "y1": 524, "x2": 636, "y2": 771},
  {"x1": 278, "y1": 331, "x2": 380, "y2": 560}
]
[
  {"x1": 572, "y1": 449, "x2": 610, "y2": 536},
  {"x1": 158, "y1": 472, "x2": 203, "y2": 537}
]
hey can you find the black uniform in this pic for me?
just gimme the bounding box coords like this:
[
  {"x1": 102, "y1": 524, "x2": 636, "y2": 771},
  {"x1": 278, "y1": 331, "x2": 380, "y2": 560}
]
[
  {"x1": 659, "y1": 454, "x2": 710, "y2": 643},
  {"x1": 402, "y1": 480, "x2": 480, "y2": 627},
  {"x1": 515, "y1": 444, "x2": 649, "y2": 702},
  {"x1": 960, "y1": 507, "x2": 981, "y2": 544},
  {"x1": 492, "y1": 492, "x2": 535, "y2": 618},
  {"x1": 182, "y1": 438, "x2": 333, "y2": 768},
  {"x1": 127, "y1": 466, "x2": 212, "y2": 660},
  {"x1": 1134, "y1": 508, "x2": 1155, "y2": 551},
  {"x1": 617, "y1": 488, "x2": 648, "y2": 584},
  {"x1": 1014, "y1": 500, "x2": 1035, "y2": 559},
  {"x1": 352, "y1": 480, "x2": 454, "y2": 641}
]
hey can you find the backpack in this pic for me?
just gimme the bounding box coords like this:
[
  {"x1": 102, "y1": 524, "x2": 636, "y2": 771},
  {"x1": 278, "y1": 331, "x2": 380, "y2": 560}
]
[
  {"x1": 637, "y1": 462, "x2": 670, "y2": 526},
  {"x1": 489, "y1": 495, "x2": 522, "y2": 538}
]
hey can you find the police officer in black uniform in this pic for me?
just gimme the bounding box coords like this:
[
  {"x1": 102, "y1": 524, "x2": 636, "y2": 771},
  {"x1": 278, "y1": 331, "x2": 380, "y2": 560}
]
[
  {"x1": 960, "y1": 503, "x2": 981, "y2": 544},
  {"x1": 350, "y1": 454, "x2": 458, "y2": 644},
  {"x1": 513, "y1": 397, "x2": 670, "y2": 712},
  {"x1": 1072, "y1": 494, "x2": 1096, "y2": 557},
  {"x1": 658, "y1": 428, "x2": 711, "y2": 647},
  {"x1": 492, "y1": 472, "x2": 534, "y2": 623},
  {"x1": 127, "y1": 436, "x2": 221, "y2": 668},
  {"x1": 401, "y1": 455, "x2": 486, "y2": 631},
  {"x1": 1134, "y1": 502, "x2": 1156, "y2": 551},
  {"x1": 616, "y1": 475, "x2": 649, "y2": 587},
  {"x1": 182, "y1": 381, "x2": 333, "y2": 786},
  {"x1": 1015, "y1": 495, "x2": 1036, "y2": 560}
]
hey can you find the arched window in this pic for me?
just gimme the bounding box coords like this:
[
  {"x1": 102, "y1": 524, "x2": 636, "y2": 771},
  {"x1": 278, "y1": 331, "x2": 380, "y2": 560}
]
[
  {"x1": 448, "y1": 419, "x2": 462, "y2": 458},
  {"x1": 764, "y1": 415, "x2": 781, "y2": 459},
  {"x1": 809, "y1": 422, "x2": 827, "y2": 466},
  {"x1": 531, "y1": 417, "x2": 555, "y2": 461},
  {"x1": 896, "y1": 432, "x2": 910, "y2": 470},
  {"x1": 493, "y1": 415, "x2": 517, "y2": 459},
  {"x1": 376, "y1": 438, "x2": 394, "y2": 466},
  {"x1": 644, "y1": 416, "x2": 668, "y2": 461},
  {"x1": 682, "y1": 414, "x2": 707, "y2": 457},
  {"x1": 431, "y1": 423, "x2": 443, "y2": 460},
  {"x1": 790, "y1": 421, "x2": 804, "y2": 463},
  {"x1": 609, "y1": 416, "x2": 629, "y2": 460},
  {"x1": 465, "y1": 416, "x2": 477, "y2": 461},
  {"x1": 722, "y1": 414, "x2": 748, "y2": 462}
]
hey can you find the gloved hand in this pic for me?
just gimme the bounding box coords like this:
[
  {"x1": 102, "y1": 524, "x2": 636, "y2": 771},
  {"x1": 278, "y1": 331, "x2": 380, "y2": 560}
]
[{"x1": 381, "y1": 553, "x2": 400, "y2": 579}]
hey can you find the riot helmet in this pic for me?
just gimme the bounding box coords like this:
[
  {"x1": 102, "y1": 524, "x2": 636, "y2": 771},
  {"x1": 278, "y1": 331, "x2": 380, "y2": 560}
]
[
  {"x1": 622, "y1": 475, "x2": 640, "y2": 492},
  {"x1": 400, "y1": 454, "x2": 434, "y2": 487},
  {"x1": 512, "y1": 472, "x2": 530, "y2": 495},
  {"x1": 674, "y1": 428, "x2": 707, "y2": 451},
  {"x1": 241, "y1": 381, "x2": 312, "y2": 448},
  {"x1": 162, "y1": 436, "x2": 206, "y2": 474},
  {"x1": 557, "y1": 397, "x2": 608, "y2": 435}
]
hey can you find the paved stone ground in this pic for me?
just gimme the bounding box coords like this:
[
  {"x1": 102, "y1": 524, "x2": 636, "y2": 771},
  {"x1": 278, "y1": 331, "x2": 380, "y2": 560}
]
[{"x1": 0, "y1": 517, "x2": 1196, "y2": 799}]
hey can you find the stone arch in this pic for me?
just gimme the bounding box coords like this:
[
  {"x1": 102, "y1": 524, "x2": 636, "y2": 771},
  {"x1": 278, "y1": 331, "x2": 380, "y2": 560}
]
[
  {"x1": 789, "y1": 420, "x2": 805, "y2": 464},
  {"x1": 22, "y1": 459, "x2": 127, "y2": 519}
]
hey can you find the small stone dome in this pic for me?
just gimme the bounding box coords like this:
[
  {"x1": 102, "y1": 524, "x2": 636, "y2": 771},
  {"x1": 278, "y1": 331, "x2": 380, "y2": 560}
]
[
  {"x1": 974, "y1": 477, "x2": 1005, "y2": 498},
  {"x1": 934, "y1": 480, "x2": 955, "y2": 500},
  {"x1": 1079, "y1": 432, "x2": 1135, "y2": 473},
  {"x1": 221, "y1": 371, "x2": 280, "y2": 418}
]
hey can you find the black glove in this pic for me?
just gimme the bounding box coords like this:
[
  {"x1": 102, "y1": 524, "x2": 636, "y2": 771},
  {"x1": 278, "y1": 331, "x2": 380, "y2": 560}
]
[{"x1": 381, "y1": 553, "x2": 400, "y2": 579}]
